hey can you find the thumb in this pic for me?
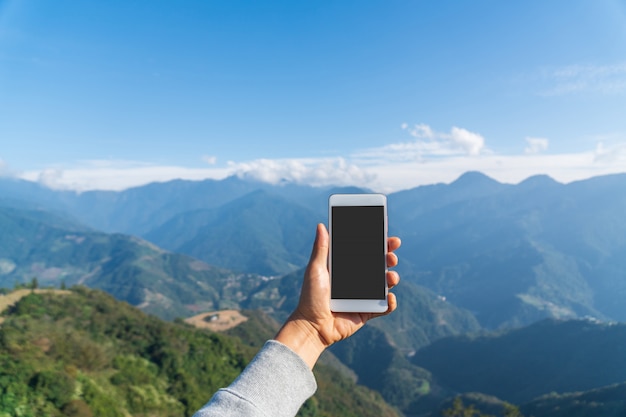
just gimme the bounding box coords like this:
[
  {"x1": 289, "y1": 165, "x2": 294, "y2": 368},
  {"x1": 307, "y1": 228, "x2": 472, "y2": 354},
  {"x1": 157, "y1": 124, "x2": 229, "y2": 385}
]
[
  {"x1": 299, "y1": 223, "x2": 330, "y2": 309},
  {"x1": 311, "y1": 223, "x2": 329, "y2": 265},
  {"x1": 307, "y1": 223, "x2": 329, "y2": 273}
]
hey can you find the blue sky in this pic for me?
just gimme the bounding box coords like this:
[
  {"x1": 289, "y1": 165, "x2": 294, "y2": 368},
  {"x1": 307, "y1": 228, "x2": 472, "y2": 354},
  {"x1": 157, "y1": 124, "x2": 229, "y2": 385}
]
[{"x1": 1, "y1": 0, "x2": 626, "y2": 192}]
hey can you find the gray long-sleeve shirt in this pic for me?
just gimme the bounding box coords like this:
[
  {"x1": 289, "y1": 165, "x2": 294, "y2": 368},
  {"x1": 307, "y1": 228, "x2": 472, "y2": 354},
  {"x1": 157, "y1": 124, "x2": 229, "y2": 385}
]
[{"x1": 193, "y1": 340, "x2": 317, "y2": 417}]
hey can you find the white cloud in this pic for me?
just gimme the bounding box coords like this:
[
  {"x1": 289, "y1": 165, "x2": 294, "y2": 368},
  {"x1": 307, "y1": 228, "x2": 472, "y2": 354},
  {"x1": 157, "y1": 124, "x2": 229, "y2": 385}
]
[
  {"x1": 355, "y1": 124, "x2": 487, "y2": 164},
  {"x1": 524, "y1": 137, "x2": 549, "y2": 154},
  {"x1": 405, "y1": 123, "x2": 436, "y2": 140},
  {"x1": 228, "y1": 157, "x2": 375, "y2": 188},
  {"x1": 17, "y1": 157, "x2": 374, "y2": 191},
  {"x1": 16, "y1": 149, "x2": 626, "y2": 193},
  {"x1": 403, "y1": 123, "x2": 485, "y2": 156},
  {"x1": 594, "y1": 141, "x2": 626, "y2": 163},
  {"x1": 348, "y1": 126, "x2": 626, "y2": 191},
  {"x1": 540, "y1": 63, "x2": 626, "y2": 96},
  {"x1": 37, "y1": 168, "x2": 65, "y2": 189},
  {"x1": 19, "y1": 160, "x2": 232, "y2": 192},
  {"x1": 449, "y1": 127, "x2": 485, "y2": 156},
  {"x1": 202, "y1": 155, "x2": 217, "y2": 165}
]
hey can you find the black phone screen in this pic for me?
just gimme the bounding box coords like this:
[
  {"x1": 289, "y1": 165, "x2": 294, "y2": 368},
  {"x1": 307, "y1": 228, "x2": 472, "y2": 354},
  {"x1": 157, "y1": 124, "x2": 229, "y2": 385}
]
[{"x1": 331, "y1": 205, "x2": 386, "y2": 300}]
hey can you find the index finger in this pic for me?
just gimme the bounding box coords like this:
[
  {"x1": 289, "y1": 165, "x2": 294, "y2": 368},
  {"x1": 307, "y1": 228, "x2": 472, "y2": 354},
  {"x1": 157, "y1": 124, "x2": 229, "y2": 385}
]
[{"x1": 388, "y1": 237, "x2": 401, "y2": 252}]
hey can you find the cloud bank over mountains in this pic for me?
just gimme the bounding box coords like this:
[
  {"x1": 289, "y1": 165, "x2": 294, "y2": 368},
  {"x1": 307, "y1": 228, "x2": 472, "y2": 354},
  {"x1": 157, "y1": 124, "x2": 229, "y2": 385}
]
[{"x1": 9, "y1": 123, "x2": 626, "y2": 192}]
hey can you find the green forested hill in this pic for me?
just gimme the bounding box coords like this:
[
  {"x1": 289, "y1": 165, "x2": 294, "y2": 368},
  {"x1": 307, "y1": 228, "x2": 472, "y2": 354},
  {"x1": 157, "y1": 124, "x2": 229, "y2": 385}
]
[
  {"x1": 0, "y1": 288, "x2": 400, "y2": 417},
  {"x1": 0, "y1": 288, "x2": 244, "y2": 416}
]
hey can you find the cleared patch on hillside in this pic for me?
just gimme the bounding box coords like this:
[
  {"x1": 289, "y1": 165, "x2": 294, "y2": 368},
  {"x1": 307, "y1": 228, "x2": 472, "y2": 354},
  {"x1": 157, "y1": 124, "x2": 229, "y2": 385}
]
[
  {"x1": 0, "y1": 289, "x2": 71, "y2": 324},
  {"x1": 184, "y1": 309, "x2": 248, "y2": 332}
]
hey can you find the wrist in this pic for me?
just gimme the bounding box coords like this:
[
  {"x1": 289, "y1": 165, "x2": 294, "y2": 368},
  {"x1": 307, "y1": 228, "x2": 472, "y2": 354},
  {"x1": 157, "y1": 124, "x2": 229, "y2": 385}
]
[{"x1": 274, "y1": 314, "x2": 327, "y2": 369}]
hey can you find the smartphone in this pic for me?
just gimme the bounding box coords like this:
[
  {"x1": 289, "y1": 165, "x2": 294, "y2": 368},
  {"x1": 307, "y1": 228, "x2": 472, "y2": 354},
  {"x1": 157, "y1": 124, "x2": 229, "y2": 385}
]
[{"x1": 329, "y1": 193, "x2": 388, "y2": 313}]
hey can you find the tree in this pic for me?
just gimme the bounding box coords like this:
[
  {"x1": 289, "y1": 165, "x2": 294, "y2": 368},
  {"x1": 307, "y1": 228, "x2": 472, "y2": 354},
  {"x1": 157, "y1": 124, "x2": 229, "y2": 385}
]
[
  {"x1": 503, "y1": 403, "x2": 524, "y2": 417},
  {"x1": 442, "y1": 397, "x2": 526, "y2": 417},
  {"x1": 443, "y1": 398, "x2": 484, "y2": 417}
]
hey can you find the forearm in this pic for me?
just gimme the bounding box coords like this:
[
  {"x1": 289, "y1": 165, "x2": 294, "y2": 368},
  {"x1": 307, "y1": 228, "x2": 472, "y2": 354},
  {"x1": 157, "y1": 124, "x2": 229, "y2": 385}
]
[
  {"x1": 193, "y1": 340, "x2": 317, "y2": 417},
  {"x1": 274, "y1": 314, "x2": 327, "y2": 369}
]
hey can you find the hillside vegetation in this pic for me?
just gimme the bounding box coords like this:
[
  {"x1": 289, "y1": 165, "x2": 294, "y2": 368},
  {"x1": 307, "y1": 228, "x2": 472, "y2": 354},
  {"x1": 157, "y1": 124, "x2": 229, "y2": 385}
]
[
  {"x1": 0, "y1": 289, "x2": 71, "y2": 324},
  {"x1": 0, "y1": 288, "x2": 400, "y2": 417}
]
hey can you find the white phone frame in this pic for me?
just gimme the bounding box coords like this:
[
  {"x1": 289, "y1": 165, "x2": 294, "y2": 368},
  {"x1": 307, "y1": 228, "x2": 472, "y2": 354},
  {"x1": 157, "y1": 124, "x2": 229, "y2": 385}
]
[{"x1": 328, "y1": 193, "x2": 388, "y2": 313}]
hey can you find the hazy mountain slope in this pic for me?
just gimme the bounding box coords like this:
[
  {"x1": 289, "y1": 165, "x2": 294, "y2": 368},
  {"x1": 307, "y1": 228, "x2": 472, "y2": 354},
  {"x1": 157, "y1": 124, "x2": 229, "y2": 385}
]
[
  {"x1": 537, "y1": 174, "x2": 626, "y2": 321},
  {"x1": 0, "y1": 177, "x2": 66, "y2": 209},
  {"x1": 412, "y1": 319, "x2": 626, "y2": 404},
  {"x1": 0, "y1": 288, "x2": 401, "y2": 417},
  {"x1": 394, "y1": 172, "x2": 626, "y2": 327},
  {"x1": 0, "y1": 205, "x2": 264, "y2": 320},
  {"x1": 147, "y1": 190, "x2": 322, "y2": 275},
  {"x1": 66, "y1": 176, "x2": 272, "y2": 235},
  {"x1": 389, "y1": 171, "x2": 510, "y2": 225},
  {"x1": 0, "y1": 175, "x2": 329, "y2": 236}
]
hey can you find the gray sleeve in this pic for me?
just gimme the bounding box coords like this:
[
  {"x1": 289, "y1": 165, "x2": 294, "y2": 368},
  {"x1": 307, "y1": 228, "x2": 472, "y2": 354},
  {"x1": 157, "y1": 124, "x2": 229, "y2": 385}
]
[{"x1": 192, "y1": 340, "x2": 317, "y2": 417}]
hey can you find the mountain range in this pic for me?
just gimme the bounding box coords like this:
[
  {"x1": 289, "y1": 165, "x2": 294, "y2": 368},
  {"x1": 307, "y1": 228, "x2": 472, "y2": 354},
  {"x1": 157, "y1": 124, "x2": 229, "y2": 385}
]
[
  {"x1": 2, "y1": 171, "x2": 626, "y2": 416},
  {"x1": 2, "y1": 171, "x2": 626, "y2": 328}
]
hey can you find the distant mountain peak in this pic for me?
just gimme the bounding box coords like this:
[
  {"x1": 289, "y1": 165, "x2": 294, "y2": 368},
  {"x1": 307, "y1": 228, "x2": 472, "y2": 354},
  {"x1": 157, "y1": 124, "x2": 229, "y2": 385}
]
[
  {"x1": 450, "y1": 171, "x2": 500, "y2": 187},
  {"x1": 327, "y1": 185, "x2": 372, "y2": 195},
  {"x1": 518, "y1": 174, "x2": 561, "y2": 188}
]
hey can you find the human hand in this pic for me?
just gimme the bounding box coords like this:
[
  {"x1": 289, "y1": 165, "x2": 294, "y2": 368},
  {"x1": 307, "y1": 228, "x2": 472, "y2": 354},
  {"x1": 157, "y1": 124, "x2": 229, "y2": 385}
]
[{"x1": 275, "y1": 223, "x2": 401, "y2": 368}]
